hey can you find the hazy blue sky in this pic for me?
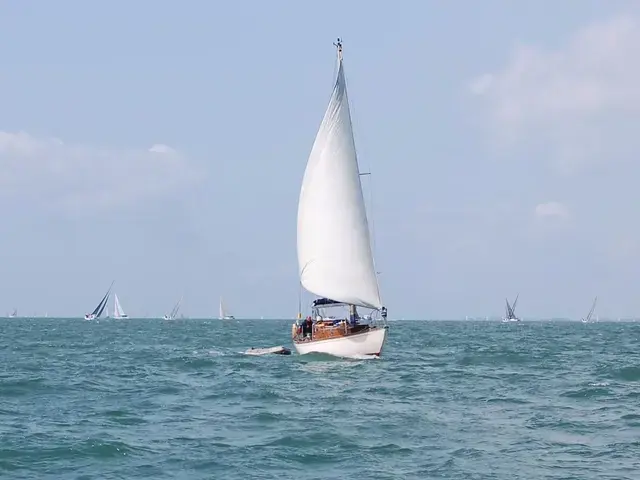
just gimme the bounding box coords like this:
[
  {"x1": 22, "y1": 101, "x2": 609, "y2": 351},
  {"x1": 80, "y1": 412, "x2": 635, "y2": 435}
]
[{"x1": 1, "y1": 1, "x2": 639, "y2": 319}]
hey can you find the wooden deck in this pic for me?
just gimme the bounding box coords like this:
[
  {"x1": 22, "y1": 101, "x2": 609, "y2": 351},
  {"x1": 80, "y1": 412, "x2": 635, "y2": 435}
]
[{"x1": 293, "y1": 320, "x2": 370, "y2": 343}]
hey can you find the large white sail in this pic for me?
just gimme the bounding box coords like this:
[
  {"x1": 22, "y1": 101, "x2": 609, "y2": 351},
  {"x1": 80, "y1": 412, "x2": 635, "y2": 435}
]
[
  {"x1": 114, "y1": 294, "x2": 127, "y2": 318},
  {"x1": 219, "y1": 296, "x2": 233, "y2": 319},
  {"x1": 296, "y1": 45, "x2": 382, "y2": 310}
]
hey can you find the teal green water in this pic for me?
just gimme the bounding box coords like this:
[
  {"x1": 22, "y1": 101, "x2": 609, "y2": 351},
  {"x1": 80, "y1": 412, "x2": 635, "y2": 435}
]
[{"x1": 1, "y1": 319, "x2": 639, "y2": 479}]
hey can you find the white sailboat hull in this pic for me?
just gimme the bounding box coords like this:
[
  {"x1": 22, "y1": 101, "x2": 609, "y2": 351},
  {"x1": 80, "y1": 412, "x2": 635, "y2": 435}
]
[
  {"x1": 293, "y1": 326, "x2": 388, "y2": 357},
  {"x1": 84, "y1": 314, "x2": 95, "y2": 321}
]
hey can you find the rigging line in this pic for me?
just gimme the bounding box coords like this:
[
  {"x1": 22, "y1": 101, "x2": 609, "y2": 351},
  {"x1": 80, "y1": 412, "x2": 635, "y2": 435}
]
[
  {"x1": 338, "y1": 44, "x2": 375, "y2": 258},
  {"x1": 368, "y1": 170, "x2": 378, "y2": 271},
  {"x1": 297, "y1": 281, "x2": 302, "y2": 319}
]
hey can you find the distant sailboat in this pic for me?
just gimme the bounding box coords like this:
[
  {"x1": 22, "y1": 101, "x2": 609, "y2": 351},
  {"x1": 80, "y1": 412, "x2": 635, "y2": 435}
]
[
  {"x1": 502, "y1": 294, "x2": 521, "y2": 322},
  {"x1": 581, "y1": 296, "x2": 598, "y2": 323},
  {"x1": 290, "y1": 39, "x2": 389, "y2": 357},
  {"x1": 219, "y1": 296, "x2": 235, "y2": 320},
  {"x1": 113, "y1": 294, "x2": 128, "y2": 319},
  {"x1": 9, "y1": 308, "x2": 17, "y2": 318},
  {"x1": 163, "y1": 296, "x2": 183, "y2": 321},
  {"x1": 85, "y1": 281, "x2": 114, "y2": 320}
]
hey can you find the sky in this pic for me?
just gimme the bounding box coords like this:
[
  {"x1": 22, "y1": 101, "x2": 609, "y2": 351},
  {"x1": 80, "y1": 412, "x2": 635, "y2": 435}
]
[{"x1": 2, "y1": 0, "x2": 640, "y2": 319}]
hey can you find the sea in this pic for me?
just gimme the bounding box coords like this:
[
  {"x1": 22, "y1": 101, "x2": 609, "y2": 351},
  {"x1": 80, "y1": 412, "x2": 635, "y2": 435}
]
[{"x1": 1, "y1": 318, "x2": 639, "y2": 479}]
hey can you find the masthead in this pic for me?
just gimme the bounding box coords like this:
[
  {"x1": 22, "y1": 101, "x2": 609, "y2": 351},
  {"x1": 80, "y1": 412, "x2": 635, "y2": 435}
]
[{"x1": 334, "y1": 38, "x2": 343, "y2": 61}]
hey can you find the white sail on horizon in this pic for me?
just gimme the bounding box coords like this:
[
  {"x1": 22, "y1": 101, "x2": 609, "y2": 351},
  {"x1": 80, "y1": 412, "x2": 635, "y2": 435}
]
[
  {"x1": 114, "y1": 294, "x2": 127, "y2": 318},
  {"x1": 219, "y1": 296, "x2": 233, "y2": 319}
]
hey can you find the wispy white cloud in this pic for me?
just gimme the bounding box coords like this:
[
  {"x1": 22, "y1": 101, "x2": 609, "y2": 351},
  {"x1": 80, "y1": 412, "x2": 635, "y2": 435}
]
[
  {"x1": 0, "y1": 131, "x2": 201, "y2": 213},
  {"x1": 469, "y1": 14, "x2": 640, "y2": 173},
  {"x1": 534, "y1": 201, "x2": 570, "y2": 219},
  {"x1": 148, "y1": 143, "x2": 177, "y2": 155}
]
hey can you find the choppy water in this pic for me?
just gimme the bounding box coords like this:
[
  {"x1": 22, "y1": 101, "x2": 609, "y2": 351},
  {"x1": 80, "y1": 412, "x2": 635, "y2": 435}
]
[{"x1": 1, "y1": 319, "x2": 639, "y2": 479}]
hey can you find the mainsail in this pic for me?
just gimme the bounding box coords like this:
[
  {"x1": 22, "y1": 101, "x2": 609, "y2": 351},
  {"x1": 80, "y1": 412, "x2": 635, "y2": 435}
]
[
  {"x1": 296, "y1": 41, "x2": 382, "y2": 310},
  {"x1": 505, "y1": 299, "x2": 513, "y2": 319},
  {"x1": 585, "y1": 296, "x2": 598, "y2": 322},
  {"x1": 219, "y1": 297, "x2": 230, "y2": 318},
  {"x1": 505, "y1": 294, "x2": 519, "y2": 320},
  {"x1": 167, "y1": 296, "x2": 183, "y2": 320},
  {"x1": 91, "y1": 281, "x2": 114, "y2": 318},
  {"x1": 114, "y1": 294, "x2": 126, "y2": 318}
]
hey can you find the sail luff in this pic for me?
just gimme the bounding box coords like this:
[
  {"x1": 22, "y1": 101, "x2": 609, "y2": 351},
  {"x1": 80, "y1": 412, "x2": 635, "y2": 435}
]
[{"x1": 296, "y1": 42, "x2": 382, "y2": 310}]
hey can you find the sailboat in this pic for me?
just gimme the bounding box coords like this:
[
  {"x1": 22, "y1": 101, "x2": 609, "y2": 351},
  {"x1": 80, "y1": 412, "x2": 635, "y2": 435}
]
[
  {"x1": 290, "y1": 39, "x2": 389, "y2": 357},
  {"x1": 502, "y1": 294, "x2": 521, "y2": 322},
  {"x1": 163, "y1": 296, "x2": 183, "y2": 321},
  {"x1": 219, "y1": 296, "x2": 235, "y2": 320},
  {"x1": 113, "y1": 294, "x2": 128, "y2": 319},
  {"x1": 9, "y1": 308, "x2": 17, "y2": 318},
  {"x1": 84, "y1": 281, "x2": 114, "y2": 320},
  {"x1": 581, "y1": 296, "x2": 598, "y2": 323}
]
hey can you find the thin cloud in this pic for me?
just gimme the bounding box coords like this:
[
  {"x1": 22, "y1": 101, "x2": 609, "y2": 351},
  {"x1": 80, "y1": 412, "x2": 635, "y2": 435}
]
[
  {"x1": 534, "y1": 201, "x2": 570, "y2": 219},
  {"x1": 469, "y1": 14, "x2": 640, "y2": 172},
  {"x1": 0, "y1": 131, "x2": 202, "y2": 213}
]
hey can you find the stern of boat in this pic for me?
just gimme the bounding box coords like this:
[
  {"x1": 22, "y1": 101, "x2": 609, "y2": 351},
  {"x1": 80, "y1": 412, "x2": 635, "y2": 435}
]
[{"x1": 293, "y1": 325, "x2": 388, "y2": 357}]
